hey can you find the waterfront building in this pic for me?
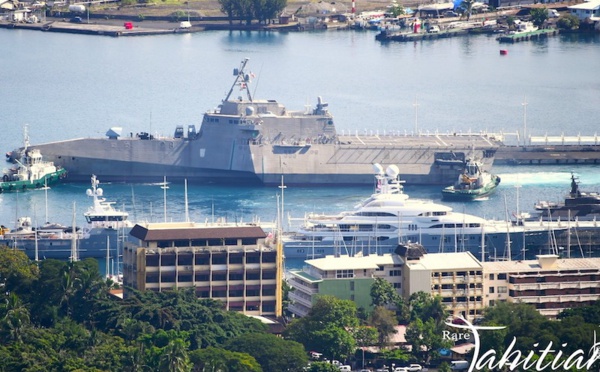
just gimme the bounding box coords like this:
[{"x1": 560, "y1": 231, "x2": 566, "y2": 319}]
[
  {"x1": 568, "y1": 0, "x2": 600, "y2": 21},
  {"x1": 122, "y1": 222, "x2": 282, "y2": 317},
  {"x1": 401, "y1": 249, "x2": 486, "y2": 320},
  {"x1": 287, "y1": 254, "x2": 403, "y2": 317},
  {"x1": 482, "y1": 254, "x2": 600, "y2": 318}
]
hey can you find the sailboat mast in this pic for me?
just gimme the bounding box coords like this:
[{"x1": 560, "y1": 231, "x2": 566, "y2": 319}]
[{"x1": 71, "y1": 202, "x2": 78, "y2": 262}]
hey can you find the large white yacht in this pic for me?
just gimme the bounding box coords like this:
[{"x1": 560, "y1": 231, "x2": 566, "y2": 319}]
[{"x1": 283, "y1": 164, "x2": 562, "y2": 261}]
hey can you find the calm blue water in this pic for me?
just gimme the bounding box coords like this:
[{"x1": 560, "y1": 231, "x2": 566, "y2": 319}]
[{"x1": 1, "y1": 28, "x2": 600, "y2": 272}]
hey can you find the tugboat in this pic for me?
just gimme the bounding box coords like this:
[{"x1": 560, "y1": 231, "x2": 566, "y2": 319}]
[
  {"x1": 1, "y1": 126, "x2": 67, "y2": 193},
  {"x1": 441, "y1": 157, "x2": 500, "y2": 201}
]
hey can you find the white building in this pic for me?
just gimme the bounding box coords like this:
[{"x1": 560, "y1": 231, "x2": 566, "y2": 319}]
[{"x1": 568, "y1": 0, "x2": 600, "y2": 21}]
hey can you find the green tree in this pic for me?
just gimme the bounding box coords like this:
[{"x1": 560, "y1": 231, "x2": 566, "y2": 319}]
[
  {"x1": 285, "y1": 295, "x2": 359, "y2": 361},
  {"x1": 353, "y1": 326, "x2": 378, "y2": 370},
  {"x1": 530, "y1": 7, "x2": 549, "y2": 27},
  {"x1": 189, "y1": 347, "x2": 262, "y2": 372},
  {"x1": 159, "y1": 338, "x2": 192, "y2": 372},
  {"x1": 226, "y1": 332, "x2": 308, "y2": 372},
  {"x1": 0, "y1": 246, "x2": 38, "y2": 295},
  {"x1": 370, "y1": 277, "x2": 399, "y2": 307},
  {"x1": 308, "y1": 361, "x2": 340, "y2": 372},
  {"x1": 556, "y1": 13, "x2": 580, "y2": 30},
  {"x1": 457, "y1": 0, "x2": 475, "y2": 20},
  {"x1": 369, "y1": 306, "x2": 397, "y2": 348}
]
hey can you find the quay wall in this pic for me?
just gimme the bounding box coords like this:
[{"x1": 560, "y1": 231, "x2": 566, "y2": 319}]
[{"x1": 495, "y1": 145, "x2": 600, "y2": 165}]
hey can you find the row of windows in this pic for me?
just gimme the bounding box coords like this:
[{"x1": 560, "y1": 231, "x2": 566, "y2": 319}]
[
  {"x1": 146, "y1": 251, "x2": 275, "y2": 266},
  {"x1": 146, "y1": 271, "x2": 276, "y2": 282},
  {"x1": 196, "y1": 288, "x2": 276, "y2": 298}
]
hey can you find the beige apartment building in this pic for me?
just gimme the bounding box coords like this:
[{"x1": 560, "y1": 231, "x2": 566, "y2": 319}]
[
  {"x1": 482, "y1": 254, "x2": 600, "y2": 318},
  {"x1": 402, "y1": 249, "x2": 485, "y2": 320},
  {"x1": 122, "y1": 222, "x2": 282, "y2": 317}
]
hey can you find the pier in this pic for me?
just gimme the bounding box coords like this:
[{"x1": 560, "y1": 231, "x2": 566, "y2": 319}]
[
  {"x1": 0, "y1": 20, "x2": 178, "y2": 36},
  {"x1": 497, "y1": 28, "x2": 559, "y2": 43},
  {"x1": 376, "y1": 28, "x2": 468, "y2": 42}
]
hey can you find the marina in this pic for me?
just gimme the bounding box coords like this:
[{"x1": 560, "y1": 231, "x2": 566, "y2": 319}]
[{"x1": 1, "y1": 28, "x2": 599, "y2": 267}]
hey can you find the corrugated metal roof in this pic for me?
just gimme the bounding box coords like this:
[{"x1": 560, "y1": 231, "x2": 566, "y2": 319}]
[{"x1": 130, "y1": 223, "x2": 266, "y2": 241}]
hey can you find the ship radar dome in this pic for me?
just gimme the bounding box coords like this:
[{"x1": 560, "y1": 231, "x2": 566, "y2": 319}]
[
  {"x1": 246, "y1": 106, "x2": 255, "y2": 116},
  {"x1": 386, "y1": 165, "x2": 400, "y2": 178},
  {"x1": 86, "y1": 189, "x2": 93, "y2": 196},
  {"x1": 97, "y1": 188, "x2": 103, "y2": 196},
  {"x1": 373, "y1": 163, "x2": 385, "y2": 175}
]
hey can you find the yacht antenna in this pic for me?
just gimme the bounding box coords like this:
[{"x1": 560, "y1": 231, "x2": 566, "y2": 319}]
[
  {"x1": 279, "y1": 176, "x2": 287, "y2": 232},
  {"x1": 106, "y1": 236, "x2": 110, "y2": 279},
  {"x1": 34, "y1": 203, "x2": 39, "y2": 262},
  {"x1": 184, "y1": 179, "x2": 189, "y2": 223},
  {"x1": 44, "y1": 178, "x2": 48, "y2": 223},
  {"x1": 71, "y1": 202, "x2": 78, "y2": 262},
  {"x1": 161, "y1": 176, "x2": 168, "y2": 222},
  {"x1": 522, "y1": 96, "x2": 528, "y2": 147}
]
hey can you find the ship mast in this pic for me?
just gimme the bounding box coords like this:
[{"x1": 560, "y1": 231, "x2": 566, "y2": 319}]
[{"x1": 224, "y1": 58, "x2": 253, "y2": 102}]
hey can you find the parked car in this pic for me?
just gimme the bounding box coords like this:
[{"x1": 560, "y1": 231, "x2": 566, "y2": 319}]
[
  {"x1": 444, "y1": 11, "x2": 459, "y2": 17},
  {"x1": 70, "y1": 16, "x2": 83, "y2": 23},
  {"x1": 339, "y1": 366, "x2": 352, "y2": 372},
  {"x1": 395, "y1": 368, "x2": 409, "y2": 372},
  {"x1": 408, "y1": 364, "x2": 423, "y2": 371},
  {"x1": 450, "y1": 360, "x2": 470, "y2": 371}
]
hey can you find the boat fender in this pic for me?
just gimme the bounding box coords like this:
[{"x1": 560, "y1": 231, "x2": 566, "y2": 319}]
[{"x1": 2, "y1": 174, "x2": 7, "y2": 182}]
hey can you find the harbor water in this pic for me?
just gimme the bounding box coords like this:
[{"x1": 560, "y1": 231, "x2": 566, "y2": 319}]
[{"x1": 1, "y1": 28, "x2": 600, "y2": 270}]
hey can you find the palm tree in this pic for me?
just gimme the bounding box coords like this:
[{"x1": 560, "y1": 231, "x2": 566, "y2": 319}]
[
  {"x1": 1, "y1": 293, "x2": 31, "y2": 342},
  {"x1": 159, "y1": 339, "x2": 192, "y2": 372}
]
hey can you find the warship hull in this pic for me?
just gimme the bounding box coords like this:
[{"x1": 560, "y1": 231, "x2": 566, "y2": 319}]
[
  {"x1": 29, "y1": 135, "x2": 499, "y2": 186},
  {"x1": 23, "y1": 59, "x2": 501, "y2": 186}
]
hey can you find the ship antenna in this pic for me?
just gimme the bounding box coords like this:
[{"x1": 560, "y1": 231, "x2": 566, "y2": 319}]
[
  {"x1": 224, "y1": 58, "x2": 252, "y2": 102},
  {"x1": 252, "y1": 62, "x2": 264, "y2": 101}
]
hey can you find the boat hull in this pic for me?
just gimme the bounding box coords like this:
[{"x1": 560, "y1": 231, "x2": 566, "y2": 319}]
[
  {"x1": 0, "y1": 168, "x2": 67, "y2": 193},
  {"x1": 284, "y1": 228, "x2": 561, "y2": 261},
  {"x1": 1, "y1": 227, "x2": 132, "y2": 260},
  {"x1": 441, "y1": 175, "x2": 501, "y2": 201}
]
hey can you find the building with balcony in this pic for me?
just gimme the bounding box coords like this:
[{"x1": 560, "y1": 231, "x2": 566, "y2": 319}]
[
  {"x1": 122, "y1": 222, "x2": 282, "y2": 317},
  {"x1": 403, "y1": 250, "x2": 485, "y2": 320},
  {"x1": 287, "y1": 254, "x2": 404, "y2": 317},
  {"x1": 482, "y1": 254, "x2": 600, "y2": 318}
]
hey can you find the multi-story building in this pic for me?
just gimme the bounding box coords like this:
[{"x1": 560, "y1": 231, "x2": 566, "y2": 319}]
[
  {"x1": 401, "y1": 249, "x2": 485, "y2": 320},
  {"x1": 123, "y1": 222, "x2": 282, "y2": 317},
  {"x1": 287, "y1": 254, "x2": 404, "y2": 317},
  {"x1": 483, "y1": 254, "x2": 600, "y2": 318}
]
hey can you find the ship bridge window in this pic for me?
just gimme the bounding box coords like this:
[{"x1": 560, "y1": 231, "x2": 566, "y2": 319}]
[
  {"x1": 354, "y1": 212, "x2": 396, "y2": 217},
  {"x1": 421, "y1": 211, "x2": 447, "y2": 216}
]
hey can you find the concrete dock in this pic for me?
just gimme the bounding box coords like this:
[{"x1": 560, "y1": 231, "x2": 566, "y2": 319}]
[{"x1": 0, "y1": 20, "x2": 179, "y2": 36}]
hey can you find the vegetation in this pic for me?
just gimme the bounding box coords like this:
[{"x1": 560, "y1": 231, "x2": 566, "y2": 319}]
[
  {"x1": 218, "y1": 0, "x2": 287, "y2": 25},
  {"x1": 529, "y1": 7, "x2": 549, "y2": 28},
  {"x1": 557, "y1": 13, "x2": 580, "y2": 31},
  {"x1": 0, "y1": 247, "x2": 281, "y2": 371}
]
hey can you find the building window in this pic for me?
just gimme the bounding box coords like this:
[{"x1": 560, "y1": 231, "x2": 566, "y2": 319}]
[
  {"x1": 489, "y1": 300, "x2": 495, "y2": 306},
  {"x1": 489, "y1": 287, "x2": 495, "y2": 294},
  {"x1": 498, "y1": 273, "x2": 507, "y2": 280},
  {"x1": 336, "y1": 270, "x2": 354, "y2": 278},
  {"x1": 489, "y1": 273, "x2": 495, "y2": 280},
  {"x1": 350, "y1": 281, "x2": 355, "y2": 291},
  {"x1": 393, "y1": 283, "x2": 401, "y2": 289},
  {"x1": 390, "y1": 270, "x2": 401, "y2": 277},
  {"x1": 498, "y1": 286, "x2": 508, "y2": 294}
]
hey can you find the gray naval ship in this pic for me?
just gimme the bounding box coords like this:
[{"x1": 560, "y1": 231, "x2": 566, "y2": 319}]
[{"x1": 24, "y1": 58, "x2": 502, "y2": 186}]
